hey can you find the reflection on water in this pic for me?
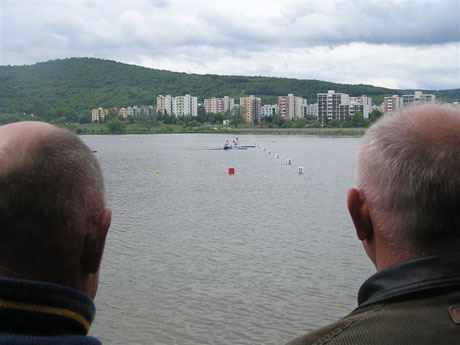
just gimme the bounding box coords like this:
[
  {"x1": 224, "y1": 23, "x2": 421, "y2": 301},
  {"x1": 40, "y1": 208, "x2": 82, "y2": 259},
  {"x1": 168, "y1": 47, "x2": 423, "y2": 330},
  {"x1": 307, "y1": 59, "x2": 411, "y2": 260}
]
[{"x1": 83, "y1": 134, "x2": 374, "y2": 345}]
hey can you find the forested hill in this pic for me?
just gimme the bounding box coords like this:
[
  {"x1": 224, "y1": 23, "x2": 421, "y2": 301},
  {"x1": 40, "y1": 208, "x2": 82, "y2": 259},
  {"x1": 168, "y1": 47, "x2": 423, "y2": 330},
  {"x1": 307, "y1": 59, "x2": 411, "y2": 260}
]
[{"x1": 1, "y1": 57, "x2": 459, "y2": 118}]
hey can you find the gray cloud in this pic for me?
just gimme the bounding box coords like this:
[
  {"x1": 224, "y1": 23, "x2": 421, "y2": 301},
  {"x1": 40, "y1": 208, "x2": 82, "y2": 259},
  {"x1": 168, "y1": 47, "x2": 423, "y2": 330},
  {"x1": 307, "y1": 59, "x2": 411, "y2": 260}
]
[{"x1": 1, "y1": 0, "x2": 459, "y2": 89}]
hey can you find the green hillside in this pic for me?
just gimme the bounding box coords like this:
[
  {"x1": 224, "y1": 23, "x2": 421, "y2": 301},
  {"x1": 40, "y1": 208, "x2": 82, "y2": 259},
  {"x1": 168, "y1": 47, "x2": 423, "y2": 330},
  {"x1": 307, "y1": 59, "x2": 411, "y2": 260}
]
[{"x1": 1, "y1": 57, "x2": 458, "y2": 120}]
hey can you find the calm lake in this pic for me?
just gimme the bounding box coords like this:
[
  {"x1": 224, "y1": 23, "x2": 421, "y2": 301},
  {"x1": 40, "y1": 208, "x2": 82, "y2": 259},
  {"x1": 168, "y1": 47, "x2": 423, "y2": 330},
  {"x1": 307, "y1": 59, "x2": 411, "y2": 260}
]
[{"x1": 82, "y1": 134, "x2": 375, "y2": 345}]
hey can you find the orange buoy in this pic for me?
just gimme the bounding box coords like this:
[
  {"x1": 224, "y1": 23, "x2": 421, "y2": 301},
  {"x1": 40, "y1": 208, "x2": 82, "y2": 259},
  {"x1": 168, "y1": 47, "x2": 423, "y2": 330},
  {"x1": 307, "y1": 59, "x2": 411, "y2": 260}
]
[{"x1": 228, "y1": 168, "x2": 235, "y2": 175}]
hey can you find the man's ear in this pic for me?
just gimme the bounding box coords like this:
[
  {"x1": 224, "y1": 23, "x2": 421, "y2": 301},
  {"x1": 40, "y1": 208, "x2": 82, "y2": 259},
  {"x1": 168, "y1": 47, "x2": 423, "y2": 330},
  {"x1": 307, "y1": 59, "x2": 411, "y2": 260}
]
[
  {"x1": 81, "y1": 209, "x2": 111, "y2": 274},
  {"x1": 347, "y1": 188, "x2": 373, "y2": 242}
]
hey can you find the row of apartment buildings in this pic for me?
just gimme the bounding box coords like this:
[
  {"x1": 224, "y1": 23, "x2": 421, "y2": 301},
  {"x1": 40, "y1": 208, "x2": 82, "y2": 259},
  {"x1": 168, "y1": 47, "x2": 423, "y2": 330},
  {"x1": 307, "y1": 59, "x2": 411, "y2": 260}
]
[
  {"x1": 92, "y1": 90, "x2": 437, "y2": 124},
  {"x1": 91, "y1": 105, "x2": 155, "y2": 122},
  {"x1": 383, "y1": 91, "x2": 436, "y2": 114}
]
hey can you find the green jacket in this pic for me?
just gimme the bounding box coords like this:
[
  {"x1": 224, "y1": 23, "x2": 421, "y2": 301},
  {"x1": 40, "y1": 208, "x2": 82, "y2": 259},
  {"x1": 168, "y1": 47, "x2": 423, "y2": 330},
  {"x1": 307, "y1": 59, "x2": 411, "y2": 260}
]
[{"x1": 286, "y1": 253, "x2": 460, "y2": 345}]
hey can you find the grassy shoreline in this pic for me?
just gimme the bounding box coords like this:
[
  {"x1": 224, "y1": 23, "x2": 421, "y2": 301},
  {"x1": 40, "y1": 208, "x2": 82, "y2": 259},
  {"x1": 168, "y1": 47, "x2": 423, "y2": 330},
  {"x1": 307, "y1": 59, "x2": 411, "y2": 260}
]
[{"x1": 73, "y1": 123, "x2": 367, "y2": 137}]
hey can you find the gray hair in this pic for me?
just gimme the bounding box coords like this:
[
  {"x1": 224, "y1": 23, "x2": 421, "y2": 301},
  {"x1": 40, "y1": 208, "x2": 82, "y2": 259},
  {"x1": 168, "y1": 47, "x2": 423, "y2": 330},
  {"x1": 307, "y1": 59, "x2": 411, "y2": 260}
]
[
  {"x1": 0, "y1": 129, "x2": 105, "y2": 265},
  {"x1": 357, "y1": 104, "x2": 460, "y2": 256}
]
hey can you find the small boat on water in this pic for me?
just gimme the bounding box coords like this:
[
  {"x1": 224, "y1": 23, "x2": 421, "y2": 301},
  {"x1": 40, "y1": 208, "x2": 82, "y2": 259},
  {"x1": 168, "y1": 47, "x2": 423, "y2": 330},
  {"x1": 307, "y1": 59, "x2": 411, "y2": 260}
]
[
  {"x1": 223, "y1": 145, "x2": 247, "y2": 150},
  {"x1": 221, "y1": 138, "x2": 256, "y2": 150}
]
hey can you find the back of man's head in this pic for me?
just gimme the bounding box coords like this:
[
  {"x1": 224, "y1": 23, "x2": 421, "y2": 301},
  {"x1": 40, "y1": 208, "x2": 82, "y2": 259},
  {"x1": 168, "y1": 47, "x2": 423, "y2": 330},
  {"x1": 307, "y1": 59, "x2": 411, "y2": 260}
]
[
  {"x1": 356, "y1": 104, "x2": 460, "y2": 258},
  {"x1": 0, "y1": 122, "x2": 110, "y2": 296}
]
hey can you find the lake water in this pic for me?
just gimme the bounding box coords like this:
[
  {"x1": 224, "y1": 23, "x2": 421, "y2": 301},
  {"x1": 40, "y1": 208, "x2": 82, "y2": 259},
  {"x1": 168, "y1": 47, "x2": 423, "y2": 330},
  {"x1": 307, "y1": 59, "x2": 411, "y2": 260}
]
[{"x1": 82, "y1": 134, "x2": 375, "y2": 345}]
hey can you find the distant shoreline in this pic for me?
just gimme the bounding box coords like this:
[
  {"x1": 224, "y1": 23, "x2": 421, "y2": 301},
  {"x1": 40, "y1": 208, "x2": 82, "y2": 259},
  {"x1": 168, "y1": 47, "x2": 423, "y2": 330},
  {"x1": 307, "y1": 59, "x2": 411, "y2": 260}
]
[{"x1": 75, "y1": 125, "x2": 367, "y2": 137}]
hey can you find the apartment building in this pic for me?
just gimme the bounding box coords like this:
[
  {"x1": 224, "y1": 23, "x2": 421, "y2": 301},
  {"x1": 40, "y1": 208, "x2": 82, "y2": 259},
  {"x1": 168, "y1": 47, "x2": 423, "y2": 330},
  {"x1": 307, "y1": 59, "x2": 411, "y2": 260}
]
[
  {"x1": 240, "y1": 95, "x2": 261, "y2": 124},
  {"x1": 384, "y1": 91, "x2": 436, "y2": 114},
  {"x1": 317, "y1": 90, "x2": 372, "y2": 123},
  {"x1": 118, "y1": 108, "x2": 127, "y2": 118},
  {"x1": 402, "y1": 91, "x2": 436, "y2": 107},
  {"x1": 203, "y1": 96, "x2": 235, "y2": 114},
  {"x1": 278, "y1": 94, "x2": 307, "y2": 120},
  {"x1": 301, "y1": 103, "x2": 318, "y2": 117},
  {"x1": 339, "y1": 103, "x2": 369, "y2": 119},
  {"x1": 157, "y1": 94, "x2": 198, "y2": 116},
  {"x1": 317, "y1": 90, "x2": 350, "y2": 124},
  {"x1": 261, "y1": 104, "x2": 279, "y2": 119},
  {"x1": 383, "y1": 95, "x2": 402, "y2": 114},
  {"x1": 91, "y1": 107, "x2": 108, "y2": 122},
  {"x1": 173, "y1": 94, "x2": 198, "y2": 116},
  {"x1": 156, "y1": 95, "x2": 173, "y2": 115}
]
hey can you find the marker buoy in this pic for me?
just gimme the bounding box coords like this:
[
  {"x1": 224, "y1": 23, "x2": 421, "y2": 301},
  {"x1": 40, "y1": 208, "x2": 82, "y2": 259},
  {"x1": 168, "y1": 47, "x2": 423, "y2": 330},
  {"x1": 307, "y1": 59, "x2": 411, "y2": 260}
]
[
  {"x1": 268, "y1": 150, "x2": 271, "y2": 155},
  {"x1": 298, "y1": 167, "x2": 304, "y2": 174},
  {"x1": 228, "y1": 168, "x2": 235, "y2": 175}
]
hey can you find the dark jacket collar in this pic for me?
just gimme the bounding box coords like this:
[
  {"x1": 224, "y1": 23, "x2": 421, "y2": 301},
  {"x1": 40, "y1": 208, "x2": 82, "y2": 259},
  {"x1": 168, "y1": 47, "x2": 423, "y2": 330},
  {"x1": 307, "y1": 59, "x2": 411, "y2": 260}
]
[
  {"x1": 0, "y1": 277, "x2": 95, "y2": 336},
  {"x1": 357, "y1": 252, "x2": 460, "y2": 308}
]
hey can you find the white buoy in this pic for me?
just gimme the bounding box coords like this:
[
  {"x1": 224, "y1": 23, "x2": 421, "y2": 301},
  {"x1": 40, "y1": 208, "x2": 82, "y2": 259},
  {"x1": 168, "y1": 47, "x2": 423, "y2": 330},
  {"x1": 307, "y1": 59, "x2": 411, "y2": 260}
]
[
  {"x1": 275, "y1": 154, "x2": 280, "y2": 159},
  {"x1": 298, "y1": 167, "x2": 304, "y2": 174},
  {"x1": 285, "y1": 159, "x2": 291, "y2": 165}
]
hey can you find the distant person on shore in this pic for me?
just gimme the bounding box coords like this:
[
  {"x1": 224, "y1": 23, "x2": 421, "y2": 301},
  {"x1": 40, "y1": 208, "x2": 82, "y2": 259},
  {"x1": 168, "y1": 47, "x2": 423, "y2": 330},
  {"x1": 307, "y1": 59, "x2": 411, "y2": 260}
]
[
  {"x1": 286, "y1": 104, "x2": 460, "y2": 345},
  {"x1": 0, "y1": 122, "x2": 111, "y2": 344}
]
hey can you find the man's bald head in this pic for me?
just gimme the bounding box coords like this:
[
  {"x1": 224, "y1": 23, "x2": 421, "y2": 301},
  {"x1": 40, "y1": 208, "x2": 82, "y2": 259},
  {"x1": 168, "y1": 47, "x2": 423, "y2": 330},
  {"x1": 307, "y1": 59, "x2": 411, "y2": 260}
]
[
  {"x1": 0, "y1": 122, "x2": 108, "y2": 294},
  {"x1": 356, "y1": 104, "x2": 460, "y2": 258}
]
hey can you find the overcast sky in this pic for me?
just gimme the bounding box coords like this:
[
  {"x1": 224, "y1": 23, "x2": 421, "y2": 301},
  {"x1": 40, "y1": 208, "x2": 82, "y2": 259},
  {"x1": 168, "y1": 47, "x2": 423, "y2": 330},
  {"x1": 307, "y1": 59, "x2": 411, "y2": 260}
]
[{"x1": 1, "y1": 0, "x2": 459, "y2": 90}]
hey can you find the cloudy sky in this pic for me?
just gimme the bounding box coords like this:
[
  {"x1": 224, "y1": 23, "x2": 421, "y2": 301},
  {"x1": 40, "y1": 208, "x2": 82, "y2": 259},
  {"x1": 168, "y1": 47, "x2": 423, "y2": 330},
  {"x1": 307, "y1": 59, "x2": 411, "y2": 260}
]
[{"x1": 1, "y1": 0, "x2": 459, "y2": 90}]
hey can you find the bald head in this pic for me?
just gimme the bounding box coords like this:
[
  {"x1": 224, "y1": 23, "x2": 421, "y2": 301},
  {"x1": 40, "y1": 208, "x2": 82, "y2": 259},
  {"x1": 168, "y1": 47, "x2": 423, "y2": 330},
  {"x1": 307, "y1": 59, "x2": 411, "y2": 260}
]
[
  {"x1": 0, "y1": 122, "x2": 109, "y2": 296},
  {"x1": 0, "y1": 121, "x2": 60, "y2": 176},
  {"x1": 356, "y1": 104, "x2": 460, "y2": 258}
]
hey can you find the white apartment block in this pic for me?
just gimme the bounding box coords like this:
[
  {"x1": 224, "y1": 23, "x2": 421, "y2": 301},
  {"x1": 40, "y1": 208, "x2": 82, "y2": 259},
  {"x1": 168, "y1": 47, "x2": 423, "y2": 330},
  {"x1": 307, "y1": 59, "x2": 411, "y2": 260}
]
[
  {"x1": 126, "y1": 106, "x2": 141, "y2": 117},
  {"x1": 317, "y1": 90, "x2": 371, "y2": 123},
  {"x1": 140, "y1": 105, "x2": 155, "y2": 116},
  {"x1": 278, "y1": 94, "x2": 307, "y2": 120},
  {"x1": 349, "y1": 96, "x2": 372, "y2": 119},
  {"x1": 317, "y1": 90, "x2": 350, "y2": 124},
  {"x1": 261, "y1": 104, "x2": 279, "y2": 118},
  {"x1": 384, "y1": 91, "x2": 436, "y2": 114},
  {"x1": 203, "y1": 96, "x2": 235, "y2": 114},
  {"x1": 118, "y1": 108, "x2": 127, "y2": 118},
  {"x1": 172, "y1": 94, "x2": 198, "y2": 117},
  {"x1": 157, "y1": 94, "x2": 197, "y2": 116},
  {"x1": 157, "y1": 95, "x2": 173, "y2": 115},
  {"x1": 339, "y1": 103, "x2": 370, "y2": 119},
  {"x1": 351, "y1": 95, "x2": 372, "y2": 107},
  {"x1": 240, "y1": 95, "x2": 261, "y2": 124},
  {"x1": 402, "y1": 91, "x2": 436, "y2": 107},
  {"x1": 91, "y1": 107, "x2": 108, "y2": 122},
  {"x1": 301, "y1": 103, "x2": 318, "y2": 118}
]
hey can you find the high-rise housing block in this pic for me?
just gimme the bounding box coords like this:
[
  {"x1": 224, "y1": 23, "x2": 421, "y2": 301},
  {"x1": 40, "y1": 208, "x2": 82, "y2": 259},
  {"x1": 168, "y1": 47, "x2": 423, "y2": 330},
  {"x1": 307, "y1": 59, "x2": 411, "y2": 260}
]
[{"x1": 240, "y1": 95, "x2": 261, "y2": 124}]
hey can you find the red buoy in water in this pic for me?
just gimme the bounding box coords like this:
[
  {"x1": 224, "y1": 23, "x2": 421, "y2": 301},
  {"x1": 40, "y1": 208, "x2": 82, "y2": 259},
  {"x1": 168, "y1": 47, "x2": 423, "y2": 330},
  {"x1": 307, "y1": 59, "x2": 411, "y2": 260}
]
[{"x1": 228, "y1": 168, "x2": 235, "y2": 175}]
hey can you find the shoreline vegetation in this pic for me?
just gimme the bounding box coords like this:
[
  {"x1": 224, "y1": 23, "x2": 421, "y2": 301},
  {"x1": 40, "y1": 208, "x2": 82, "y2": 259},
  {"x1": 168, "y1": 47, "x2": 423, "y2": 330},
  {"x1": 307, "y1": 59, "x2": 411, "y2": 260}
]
[
  {"x1": 0, "y1": 115, "x2": 369, "y2": 137},
  {"x1": 79, "y1": 126, "x2": 367, "y2": 136},
  {"x1": 73, "y1": 122, "x2": 367, "y2": 137},
  {"x1": 0, "y1": 118, "x2": 368, "y2": 137}
]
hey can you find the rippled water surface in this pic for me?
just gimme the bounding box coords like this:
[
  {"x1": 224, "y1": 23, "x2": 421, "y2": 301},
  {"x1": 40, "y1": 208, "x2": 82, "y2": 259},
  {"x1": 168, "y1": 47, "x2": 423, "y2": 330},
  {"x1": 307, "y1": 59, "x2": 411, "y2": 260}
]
[{"x1": 82, "y1": 134, "x2": 375, "y2": 345}]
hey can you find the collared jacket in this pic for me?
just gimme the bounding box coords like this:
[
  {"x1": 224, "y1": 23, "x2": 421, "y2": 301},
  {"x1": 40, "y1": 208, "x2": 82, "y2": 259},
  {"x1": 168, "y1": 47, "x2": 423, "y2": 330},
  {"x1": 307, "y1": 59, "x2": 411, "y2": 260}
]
[
  {"x1": 0, "y1": 277, "x2": 101, "y2": 344},
  {"x1": 286, "y1": 253, "x2": 460, "y2": 345}
]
